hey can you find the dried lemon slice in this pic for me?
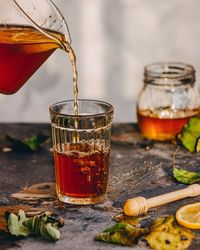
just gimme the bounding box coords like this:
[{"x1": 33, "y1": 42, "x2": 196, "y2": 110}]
[{"x1": 176, "y1": 202, "x2": 200, "y2": 229}]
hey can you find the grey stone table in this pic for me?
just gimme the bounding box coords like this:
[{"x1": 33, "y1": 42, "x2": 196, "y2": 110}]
[{"x1": 0, "y1": 123, "x2": 200, "y2": 250}]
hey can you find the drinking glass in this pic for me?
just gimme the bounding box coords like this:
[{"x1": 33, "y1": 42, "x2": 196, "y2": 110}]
[{"x1": 49, "y1": 100, "x2": 114, "y2": 204}]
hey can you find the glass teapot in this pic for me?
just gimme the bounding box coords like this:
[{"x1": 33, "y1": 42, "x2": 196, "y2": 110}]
[{"x1": 0, "y1": 0, "x2": 71, "y2": 94}]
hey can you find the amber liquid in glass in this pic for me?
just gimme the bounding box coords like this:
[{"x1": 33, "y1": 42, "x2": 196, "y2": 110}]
[
  {"x1": 0, "y1": 25, "x2": 78, "y2": 115},
  {"x1": 54, "y1": 144, "x2": 109, "y2": 198},
  {"x1": 137, "y1": 109, "x2": 200, "y2": 140}
]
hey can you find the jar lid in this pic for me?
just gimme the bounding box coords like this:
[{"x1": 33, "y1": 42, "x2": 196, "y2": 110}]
[{"x1": 144, "y1": 62, "x2": 195, "y2": 86}]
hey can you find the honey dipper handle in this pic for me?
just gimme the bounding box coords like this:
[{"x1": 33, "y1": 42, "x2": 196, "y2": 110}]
[{"x1": 147, "y1": 184, "x2": 200, "y2": 209}]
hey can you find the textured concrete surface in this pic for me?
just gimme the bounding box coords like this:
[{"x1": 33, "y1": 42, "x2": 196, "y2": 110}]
[{"x1": 0, "y1": 123, "x2": 200, "y2": 249}]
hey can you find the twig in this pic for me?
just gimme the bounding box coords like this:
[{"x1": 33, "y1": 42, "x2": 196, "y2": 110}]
[{"x1": 172, "y1": 146, "x2": 180, "y2": 167}]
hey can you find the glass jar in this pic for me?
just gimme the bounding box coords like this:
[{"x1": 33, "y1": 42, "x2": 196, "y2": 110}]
[{"x1": 137, "y1": 62, "x2": 200, "y2": 141}]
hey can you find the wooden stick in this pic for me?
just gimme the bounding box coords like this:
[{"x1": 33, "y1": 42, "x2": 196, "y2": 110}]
[{"x1": 123, "y1": 184, "x2": 200, "y2": 216}]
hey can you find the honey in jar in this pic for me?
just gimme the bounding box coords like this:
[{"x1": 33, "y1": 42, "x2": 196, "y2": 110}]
[{"x1": 137, "y1": 63, "x2": 200, "y2": 140}]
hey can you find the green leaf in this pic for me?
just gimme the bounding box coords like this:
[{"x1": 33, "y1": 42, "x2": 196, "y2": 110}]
[
  {"x1": 7, "y1": 210, "x2": 63, "y2": 241},
  {"x1": 95, "y1": 222, "x2": 147, "y2": 246},
  {"x1": 196, "y1": 138, "x2": 200, "y2": 152},
  {"x1": 103, "y1": 222, "x2": 127, "y2": 233},
  {"x1": 7, "y1": 210, "x2": 30, "y2": 237},
  {"x1": 24, "y1": 134, "x2": 49, "y2": 151},
  {"x1": 173, "y1": 167, "x2": 200, "y2": 185},
  {"x1": 185, "y1": 116, "x2": 200, "y2": 135},
  {"x1": 24, "y1": 136, "x2": 40, "y2": 151},
  {"x1": 25, "y1": 211, "x2": 62, "y2": 241},
  {"x1": 179, "y1": 130, "x2": 197, "y2": 153},
  {"x1": 6, "y1": 134, "x2": 48, "y2": 152},
  {"x1": 179, "y1": 116, "x2": 200, "y2": 153}
]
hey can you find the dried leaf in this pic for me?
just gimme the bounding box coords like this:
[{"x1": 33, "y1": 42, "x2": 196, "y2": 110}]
[
  {"x1": 95, "y1": 216, "x2": 195, "y2": 249},
  {"x1": 173, "y1": 167, "x2": 200, "y2": 185},
  {"x1": 113, "y1": 213, "x2": 141, "y2": 227},
  {"x1": 146, "y1": 215, "x2": 194, "y2": 250},
  {"x1": 139, "y1": 139, "x2": 154, "y2": 150},
  {"x1": 10, "y1": 182, "x2": 56, "y2": 202},
  {"x1": 6, "y1": 135, "x2": 31, "y2": 152},
  {"x1": 111, "y1": 132, "x2": 136, "y2": 143},
  {"x1": 95, "y1": 222, "x2": 147, "y2": 246},
  {"x1": 7, "y1": 210, "x2": 64, "y2": 241}
]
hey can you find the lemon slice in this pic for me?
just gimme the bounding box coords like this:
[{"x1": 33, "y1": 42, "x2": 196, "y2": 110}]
[{"x1": 176, "y1": 202, "x2": 200, "y2": 229}]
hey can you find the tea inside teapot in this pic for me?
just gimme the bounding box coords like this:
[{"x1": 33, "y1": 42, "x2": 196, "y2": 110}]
[
  {"x1": 0, "y1": 0, "x2": 78, "y2": 115},
  {"x1": 0, "y1": 25, "x2": 62, "y2": 94}
]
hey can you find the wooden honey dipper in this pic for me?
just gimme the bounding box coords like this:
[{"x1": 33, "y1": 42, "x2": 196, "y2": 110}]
[{"x1": 123, "y1": 184, "x2": 200, "y2": 216}]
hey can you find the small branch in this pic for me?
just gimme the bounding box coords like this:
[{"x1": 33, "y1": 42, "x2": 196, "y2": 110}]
[{"x1": 172, "y1": 146, "x2": 180, "y2": 168}]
